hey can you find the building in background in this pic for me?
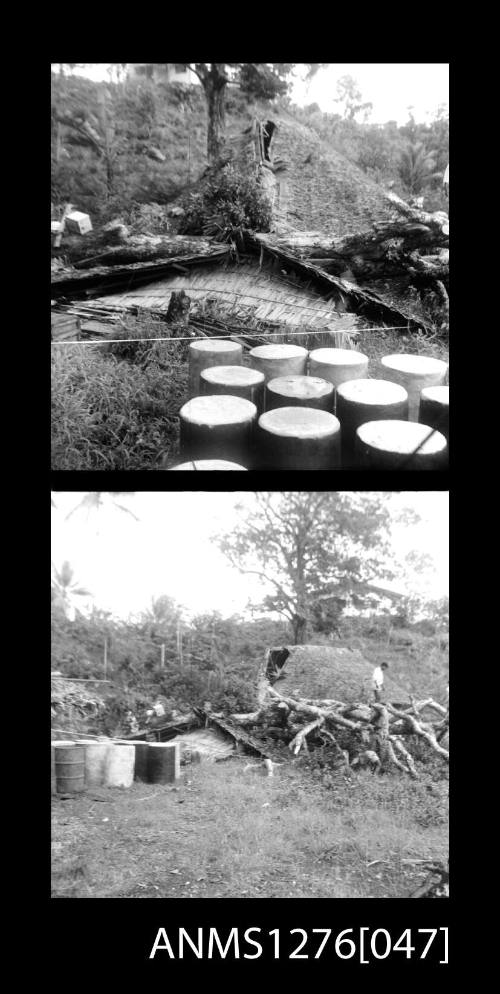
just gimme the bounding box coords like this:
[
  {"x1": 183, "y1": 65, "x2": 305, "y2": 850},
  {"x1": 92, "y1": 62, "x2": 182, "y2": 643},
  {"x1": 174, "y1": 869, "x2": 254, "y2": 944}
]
[{"x1": 126, "y1": 64, "x2": 199, "y2": 86}]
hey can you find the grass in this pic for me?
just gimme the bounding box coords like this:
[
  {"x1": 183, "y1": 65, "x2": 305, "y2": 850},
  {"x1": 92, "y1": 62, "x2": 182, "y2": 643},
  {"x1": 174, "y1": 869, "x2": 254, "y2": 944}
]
[
  {"x1": 51, "y1": 312, "x2": 449, "y2": 471},
  {"x1": 51, "y1": 758, "x2": 448, "y2": 899},
  {"x1": 51, "y1": 320, "x2": 189, "y2": 470}
]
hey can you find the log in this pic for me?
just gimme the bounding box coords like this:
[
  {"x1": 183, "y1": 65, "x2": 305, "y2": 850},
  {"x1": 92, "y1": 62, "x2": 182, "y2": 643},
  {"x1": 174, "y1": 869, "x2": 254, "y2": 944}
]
[
  {"x1": 72, "y1": 235, "x2": 220, "y2": 269},
  {"x1": 247, "y1": 233, "x2": 435, "y2": 332},
  {"x1": 50, "y1": 246, "x2": 231, "y2": 299},
  {"x1": 253, "y1": 200, "x2": 449, "y2": 309}
]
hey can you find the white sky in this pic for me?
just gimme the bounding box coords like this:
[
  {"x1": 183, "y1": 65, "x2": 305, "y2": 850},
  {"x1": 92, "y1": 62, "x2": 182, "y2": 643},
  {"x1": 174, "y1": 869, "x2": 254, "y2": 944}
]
[
  {"x1": 291, "y1": 63, "x2": 449, "y2": 124},
  {"x1": 55, "y1": 63, "x2": 448, "y2": 126},
  {"x1": 51, "y1": 492, "x2": 448, "y2": 621}
]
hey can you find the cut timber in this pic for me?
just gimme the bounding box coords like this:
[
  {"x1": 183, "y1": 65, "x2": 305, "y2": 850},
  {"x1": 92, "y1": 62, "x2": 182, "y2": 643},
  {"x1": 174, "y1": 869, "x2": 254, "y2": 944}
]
[
  {"x1": 51, "y1": 312, "x2": 81, "y2": 341},
  {"x1": 80, "y1": 319, "x2": 116, "y2": 338}
]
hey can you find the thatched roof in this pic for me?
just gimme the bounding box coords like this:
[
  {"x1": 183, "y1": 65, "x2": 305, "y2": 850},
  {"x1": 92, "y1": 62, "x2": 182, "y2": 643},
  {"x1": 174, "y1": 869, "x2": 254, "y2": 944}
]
[
  {"x1": 226, "y1": 114, "x2": 409, "y2": 240},
  {"x1": 269, "y1": 645, "x2": 409, "y2": 703},
  {"x1": 93, "y1": 258, "x2": 359, "y2": 330}
]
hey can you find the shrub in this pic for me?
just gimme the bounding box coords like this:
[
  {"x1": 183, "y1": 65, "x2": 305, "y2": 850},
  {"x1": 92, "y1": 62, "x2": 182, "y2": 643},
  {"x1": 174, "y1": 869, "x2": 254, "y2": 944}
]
[{"x1": 179, "y1": 164, "x2": 272, "y2": 236}]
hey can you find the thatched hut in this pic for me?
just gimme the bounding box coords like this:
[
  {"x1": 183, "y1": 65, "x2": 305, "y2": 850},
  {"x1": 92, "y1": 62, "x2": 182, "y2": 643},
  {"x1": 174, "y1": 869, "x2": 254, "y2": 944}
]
[{"x1": 264, "y1": 644, "x2": 409, "y2": 704}]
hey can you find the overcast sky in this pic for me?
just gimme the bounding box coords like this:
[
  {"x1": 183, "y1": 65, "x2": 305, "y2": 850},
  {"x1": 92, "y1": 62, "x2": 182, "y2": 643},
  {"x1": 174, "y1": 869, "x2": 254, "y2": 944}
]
[
  {"x1": 58, "y1": 63, "x2": 448, "y2": 126},
  {"x1": 51, "y1": 492, "x2": 449, "y2": 621}
]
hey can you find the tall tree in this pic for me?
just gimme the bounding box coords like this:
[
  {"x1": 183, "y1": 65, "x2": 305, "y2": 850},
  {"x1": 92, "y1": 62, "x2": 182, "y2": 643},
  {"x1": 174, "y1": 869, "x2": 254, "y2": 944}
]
[
  {"x1": 51, "y1": 560, "x2": 92, "y2": 621},
  {"x1": 64, "y1": 492, "x2": 138, "y2": 524},
  {"x1": 333, "y1": 75, "x2": 373, "y2": 121},
  {"x1": 185, "y1": 63, "x2": 323, "y2": 164},
  {"x1": 216, "y1": 492, "x2": 395, "y2": 644}
]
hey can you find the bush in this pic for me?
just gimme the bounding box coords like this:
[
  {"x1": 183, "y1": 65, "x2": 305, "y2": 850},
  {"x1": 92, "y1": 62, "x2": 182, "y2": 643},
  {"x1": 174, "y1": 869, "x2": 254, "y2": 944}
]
[{"x1": 179, "y1": 164, "x2": 272, "y2": 236}]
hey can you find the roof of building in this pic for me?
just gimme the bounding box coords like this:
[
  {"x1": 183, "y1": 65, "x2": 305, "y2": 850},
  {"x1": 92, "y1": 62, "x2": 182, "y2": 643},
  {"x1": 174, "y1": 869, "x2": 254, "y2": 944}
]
[
  {"x1": 225, "y1": 113, "x2": 412, "y2": 240},
  {"x1": 268, "y1": 644, "x2": 409, "y2": 702}
]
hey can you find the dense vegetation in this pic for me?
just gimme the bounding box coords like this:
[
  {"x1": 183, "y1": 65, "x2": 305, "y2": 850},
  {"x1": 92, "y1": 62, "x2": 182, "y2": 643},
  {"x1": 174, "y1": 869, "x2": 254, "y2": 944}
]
[
  {"x1": 51, "y1": 69, "x2": 449, "y2": 225},
  {"x1": 51, "y1": 593, "x2": 449, "y2": 737},
  {"x1": 51, "y1": 68, "x2": 449, "y2": 472}
]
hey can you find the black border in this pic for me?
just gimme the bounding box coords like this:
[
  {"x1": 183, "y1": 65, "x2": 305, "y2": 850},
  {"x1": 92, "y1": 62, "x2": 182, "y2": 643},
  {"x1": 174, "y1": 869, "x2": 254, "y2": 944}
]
[{"x1": 48, "y1": 46, "x2": 456, "y2": 981}]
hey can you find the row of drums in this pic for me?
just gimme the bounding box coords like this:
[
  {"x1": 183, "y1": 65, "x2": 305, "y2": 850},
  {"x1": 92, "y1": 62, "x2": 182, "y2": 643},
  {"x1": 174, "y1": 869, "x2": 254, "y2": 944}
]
[
  {"x1": 51, "y1": 739, "x2": 180, "y2": 793},
  {"x1": 169, "y1": 340, "x2": 449, "y2": 471}
]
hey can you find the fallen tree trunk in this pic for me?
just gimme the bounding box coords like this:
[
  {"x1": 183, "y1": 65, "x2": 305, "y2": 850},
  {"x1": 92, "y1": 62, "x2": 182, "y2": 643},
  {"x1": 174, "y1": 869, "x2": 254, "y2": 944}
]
[
  {"x1": 247, "y1": 232, "x2": 435, "y2": 332},
  {"x1": 72, "y1": 235, "x2": 220, "y2": 269},
  {"x1": 50, "y1": 246, "x2": 230, "y2": 300},
  {"x1": 259, "y1": 198, "x2": 449, "y2": 283},
  {"x1": 225, "y1": 652, "x2": 449, "y2": 777},
  {"x1": 255, "y1": 199, "x2": 449, "y2": 333}
]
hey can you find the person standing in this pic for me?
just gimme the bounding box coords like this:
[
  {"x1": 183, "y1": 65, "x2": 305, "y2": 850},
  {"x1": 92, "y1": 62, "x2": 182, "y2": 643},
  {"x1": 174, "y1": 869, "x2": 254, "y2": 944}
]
[{"x1": 372, "y1": 662, "x2": 388, "y2": 702}]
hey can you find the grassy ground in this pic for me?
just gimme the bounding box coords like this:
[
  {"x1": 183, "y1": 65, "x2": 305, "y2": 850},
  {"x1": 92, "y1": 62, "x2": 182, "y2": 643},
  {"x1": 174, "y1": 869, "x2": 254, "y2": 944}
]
[
  {"x1": 51, "y1": 758, "x2": 448, "y2": 899},
  {"x1": 51, "y1": 314, "x2": 449, "y2": 472}
]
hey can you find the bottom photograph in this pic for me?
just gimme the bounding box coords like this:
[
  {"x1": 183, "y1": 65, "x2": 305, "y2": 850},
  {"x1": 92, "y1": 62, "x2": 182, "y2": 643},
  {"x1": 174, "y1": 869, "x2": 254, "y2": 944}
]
[{"x1": 51, "y1": 490, "x2": 449, "y2": 899}]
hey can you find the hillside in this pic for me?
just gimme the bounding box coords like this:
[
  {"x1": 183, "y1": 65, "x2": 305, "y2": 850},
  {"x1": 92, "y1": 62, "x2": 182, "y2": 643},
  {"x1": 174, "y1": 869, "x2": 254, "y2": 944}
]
[
  {"x1": 51, "y1": 73, "x2": 448, "y2": 227},
  {"x1": 51, "y1": 611, "x2": 448, "y2": 739},
  {"x1": 52, "y1": 74, "x2": 277, "y2": 222}
]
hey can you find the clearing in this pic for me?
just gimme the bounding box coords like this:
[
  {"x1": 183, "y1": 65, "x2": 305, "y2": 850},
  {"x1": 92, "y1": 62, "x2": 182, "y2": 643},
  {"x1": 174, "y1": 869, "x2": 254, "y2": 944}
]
[{"x1": 51, "y1": 758, "x2": 448, "y2": 899}]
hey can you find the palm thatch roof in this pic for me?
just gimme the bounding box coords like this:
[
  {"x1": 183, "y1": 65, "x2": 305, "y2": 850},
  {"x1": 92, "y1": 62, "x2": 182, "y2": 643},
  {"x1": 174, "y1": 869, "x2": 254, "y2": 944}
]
[
  {"x1": 225, "y1": 113, "x2": 410, "y2": 239},
  {"x1": 91, "y1": 259, "x2": 359, "y2": 330},
  {"x1": 268, "y1": 645, "x2": 409, "y2": 703}
]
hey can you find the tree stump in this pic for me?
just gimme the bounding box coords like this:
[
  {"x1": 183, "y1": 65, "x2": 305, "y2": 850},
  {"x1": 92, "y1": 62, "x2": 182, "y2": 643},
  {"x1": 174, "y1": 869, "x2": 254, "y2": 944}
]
[{"x1": 166, "y1": 289, "x2": 191, "y2": 326}]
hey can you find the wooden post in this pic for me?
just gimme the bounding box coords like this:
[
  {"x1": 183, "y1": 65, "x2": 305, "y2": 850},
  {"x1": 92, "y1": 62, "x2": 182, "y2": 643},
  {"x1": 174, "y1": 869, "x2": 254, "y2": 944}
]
[
  {"x1": 104, "y1": 637, "x2": 108, "y2": 679},
  {"x1": 177, "y1": 621, "x2": 183, "y2": 667},
  {"x1": 160, "y1": 644, "x2": 165, "y2": 670}
]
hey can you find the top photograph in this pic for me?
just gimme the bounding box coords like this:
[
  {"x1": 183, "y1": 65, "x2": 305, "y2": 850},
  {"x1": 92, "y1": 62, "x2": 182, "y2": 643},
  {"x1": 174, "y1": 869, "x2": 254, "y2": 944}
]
[{"x1": 51, "y1": 63, "x2": 449, "y2": 471}]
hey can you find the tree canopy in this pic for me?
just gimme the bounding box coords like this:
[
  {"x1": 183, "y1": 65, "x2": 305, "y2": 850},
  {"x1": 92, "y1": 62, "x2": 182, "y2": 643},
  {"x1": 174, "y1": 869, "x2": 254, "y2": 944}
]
[{"x1": 216, "y1": 492, "x2": 396, "y2": 643}]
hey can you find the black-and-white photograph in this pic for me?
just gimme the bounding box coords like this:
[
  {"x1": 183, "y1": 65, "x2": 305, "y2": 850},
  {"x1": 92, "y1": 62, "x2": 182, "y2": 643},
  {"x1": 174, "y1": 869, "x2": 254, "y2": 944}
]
[
  {"x1": 51, "y1": 63, "x2": 449, "y2": 471},
  {"x1": 51, "y1": 491, "x2": 449, "y2": 899}
]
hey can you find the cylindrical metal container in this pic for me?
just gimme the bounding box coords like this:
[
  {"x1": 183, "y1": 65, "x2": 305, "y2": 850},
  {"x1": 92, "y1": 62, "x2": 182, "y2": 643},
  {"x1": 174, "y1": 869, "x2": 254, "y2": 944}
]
[
  {"x1": 355, "y1": 419, "x2": 448, "y2": 469},
  {"x1": 419, "y1": 385, "x2": 449, "y2": 442},
  {"x1": 336, "y1": 378, "x2": 409, "y2": 467},
  {"x1": 380, "y1": 354, "x2": 447, "y2": 421},
  {"x1": 248, "y1": 344, "x2": 308, "y2": 384},
  {"x1": 308, "y1": 348, "x2": 369, "y2": 406},
  {"x1": 256, "y1": 406, "x2": 341, "y2": 470},
  {"x1": 200, "y1": 365, "x2": 265, "y2": 413},
  {"x1": 188, "y1": 340, "x2": 243, "y2": 398},
  {"x1": 54, "y1": 743, "x2": 85, "y2": 793},
  {"x1": 147, "y1": 742, "x2": 181, "y2": 784},
  {"x1": 168, "y1": 460, "x2": 248, "y2": 470},
  {"x1": 75, "y1": 741, "x2": 111, "y2": 787},
  {"x1": 179, "y1": 395, "x2": 257, "y2": 466},
  {"x1": 104, "y1": 744, "x2": 135, "y2": 787},
  {"x1": 265, "y1": 375, "x2": 334, "y2": 413},
  {"x1": 133, "y1": 742, "x2": 151, "y2": 782},
  {"x1": 51, "y1": 740, "x2": 75, "y2": 795}
]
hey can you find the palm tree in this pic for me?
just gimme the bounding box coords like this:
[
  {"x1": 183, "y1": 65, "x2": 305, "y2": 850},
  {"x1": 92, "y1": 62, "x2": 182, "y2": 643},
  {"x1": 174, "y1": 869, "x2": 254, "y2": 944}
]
[
  {"x1": 51, "y1": 560, "x2": 92, "y2": 621},
  {"x1": 65, "y1": 492, "x2": 139, "y2": 525},
  {"x1": 398, "y1": 142, "x2": 442, "y2": 195}
]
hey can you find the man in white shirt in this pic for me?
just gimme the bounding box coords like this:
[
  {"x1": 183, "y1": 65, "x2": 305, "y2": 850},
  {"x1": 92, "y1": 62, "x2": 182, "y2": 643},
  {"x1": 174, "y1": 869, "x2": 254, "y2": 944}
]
[{"x1": 372, "y1": 662, "x2": 388, "y2": 702}]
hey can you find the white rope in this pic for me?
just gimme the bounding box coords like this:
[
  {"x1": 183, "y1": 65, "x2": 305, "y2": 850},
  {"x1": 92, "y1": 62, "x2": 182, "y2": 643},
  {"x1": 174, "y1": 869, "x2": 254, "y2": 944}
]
[{"x1": 51, "y1": 325, "x2": 411, "y2": 347}]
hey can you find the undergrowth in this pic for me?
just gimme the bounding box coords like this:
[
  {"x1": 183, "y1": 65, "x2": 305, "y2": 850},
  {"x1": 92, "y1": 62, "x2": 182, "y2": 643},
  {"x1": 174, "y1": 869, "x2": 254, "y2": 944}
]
[{"x1": 51, "y1": 324, "x2": 188, "y2": 470}]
